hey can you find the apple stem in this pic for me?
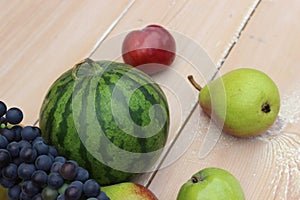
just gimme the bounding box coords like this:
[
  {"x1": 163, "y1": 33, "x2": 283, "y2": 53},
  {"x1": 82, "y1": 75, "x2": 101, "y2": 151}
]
[
  {"x1": 191, "y1": 176, "x2": 204, "y2": 183},
  {"x1": 191, "y1": 176, "x2": 199, "y2": 183},
  {"x1": 188, "y1": 75, "x2": 202, "y2": 91}
]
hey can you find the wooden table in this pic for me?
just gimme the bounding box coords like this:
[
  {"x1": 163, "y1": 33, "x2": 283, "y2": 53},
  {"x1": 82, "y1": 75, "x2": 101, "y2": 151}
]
[{"x1": 1, "y1": 1, "x2": 300, "y2": 199}]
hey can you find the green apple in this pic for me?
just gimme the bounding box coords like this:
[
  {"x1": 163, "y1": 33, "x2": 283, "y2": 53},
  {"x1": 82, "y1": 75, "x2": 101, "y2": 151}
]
[
  {"x1": 188, "y1": 68, "x2": 280, "y2": 137},
  {"x1": 102, "y1": 182, "x2": 158, "y2": 200},
  {"x1": 177, "y1": 167, "x2": 245, "y2": 200}
]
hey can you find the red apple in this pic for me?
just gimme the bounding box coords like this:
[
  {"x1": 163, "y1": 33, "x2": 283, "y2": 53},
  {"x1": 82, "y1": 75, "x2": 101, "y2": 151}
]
[
  {"x1": 122, "y1": 24, "x2": 176, "y2": 75},
  {"x1": 102, "y1": 182, "x2": 158, "y2": 200}
]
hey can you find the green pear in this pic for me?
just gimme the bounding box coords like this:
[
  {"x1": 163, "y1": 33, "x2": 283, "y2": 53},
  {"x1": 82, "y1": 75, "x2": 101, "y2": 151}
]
[
  {"x1": 102, "y1": 182, "x2": 158, "y2": 200},
  {"x1": 188, "y1": 68, "x2": 280, "y2": 137},
  {"x1": 177, "y1": 167, "x2": 245, "y2": 200}
]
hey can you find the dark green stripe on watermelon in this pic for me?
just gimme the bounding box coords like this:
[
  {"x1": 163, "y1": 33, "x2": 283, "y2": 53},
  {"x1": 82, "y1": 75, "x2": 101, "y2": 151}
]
[
  {"x1": 39, "y1": 59, "x2": 169, "y2": 185},
  {"x1": 39, "y1": 70, "x2": 74, "y2": 144}
]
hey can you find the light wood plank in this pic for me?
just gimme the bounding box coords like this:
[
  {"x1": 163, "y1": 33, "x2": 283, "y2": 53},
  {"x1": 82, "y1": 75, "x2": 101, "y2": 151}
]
[
  {"x1": 148, "y1": 108, "x2": 264, "y2": 199},
  {"x1": 0, "y1": 0, "x2": 133, "y2": 124},
  {"x1": 219, "y1": 1, "x2": 300, "y2": 198},
  {"x1": 148, "y1": 0, "x2": 300, "y2": 199},
  {"x1": 90, "y1": 0, "x2": 261, "y2": 192},
  {"x1": 94, "y1": 0, "x2": 259, "y2": 64},
  {"x1": 3, "y1": 1, "x2": 295, "y2": 199}
]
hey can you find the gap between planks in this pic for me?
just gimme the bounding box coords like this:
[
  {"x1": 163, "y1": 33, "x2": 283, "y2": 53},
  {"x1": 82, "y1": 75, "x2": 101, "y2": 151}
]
[
  {"x1": 88, "y1": 0, "x2": 136, "y2": 57},
  {"x1": 32, "y1": 0, "x2": 136, "y2": 127},
  {"x1": 33, "y1": 0, "x2": 263, "y2": 189},
  {"x1": 145, "y1": 0, "x2": 263, "y2": 188},
  {"x1": 34, "y1": 0, "x2": 260, "y2": 126},
  {"x1": 215, "y1": 0, "x2": 262, "y2": 71}
]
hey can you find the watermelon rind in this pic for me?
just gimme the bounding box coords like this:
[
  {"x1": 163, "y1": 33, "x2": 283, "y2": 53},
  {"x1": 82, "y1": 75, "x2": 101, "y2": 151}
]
[{"x1": 39, "y1": 59, "x2": 169, "y2": 185}]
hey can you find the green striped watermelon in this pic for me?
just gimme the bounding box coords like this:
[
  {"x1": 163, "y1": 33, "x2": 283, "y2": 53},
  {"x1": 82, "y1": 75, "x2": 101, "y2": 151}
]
[{"x1": 39, "y1": 58, "x2": 169, "y2": 185}]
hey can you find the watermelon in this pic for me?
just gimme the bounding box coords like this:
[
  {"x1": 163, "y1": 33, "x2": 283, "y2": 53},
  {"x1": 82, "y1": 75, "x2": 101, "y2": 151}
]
[{"x1": 39, "y1": 58, "x2": 169, "y2": 185}]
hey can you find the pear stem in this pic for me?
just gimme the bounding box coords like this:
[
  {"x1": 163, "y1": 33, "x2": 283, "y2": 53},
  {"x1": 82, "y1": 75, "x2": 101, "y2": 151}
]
[{"x1": 188, "y1": 75, "x2": 202, "y2": 91}]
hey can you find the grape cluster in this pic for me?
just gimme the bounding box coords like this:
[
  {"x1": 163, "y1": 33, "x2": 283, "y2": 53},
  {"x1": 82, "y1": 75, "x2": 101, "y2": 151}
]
[{"x1": 0, "y1": 101, "x2": 110, "y2": 200}]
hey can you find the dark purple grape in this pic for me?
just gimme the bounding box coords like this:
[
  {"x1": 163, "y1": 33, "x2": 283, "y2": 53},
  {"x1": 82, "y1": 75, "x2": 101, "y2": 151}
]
[
  {"x1": 50, "y1": 161, "x2": 63, "y2": 173},
  {"x1": 54, "y1": 156, "x2": 66, "y2": 163},
  {"x1": 71, "y1": 180, "x2": 83, "y2": 188},
  {"x1": 32, "y1": 136, "x2": 45, "y2": 145},
  {"x1": 0, "y1": 116, "x2": 7, "y2": 127},
  {"x1": 48, "y1": 145, "x2": 58, "y2": 157},
  {"x1": 32, "y1": 126, "x2": 41, "y2": 136},
  {"x1": 75, "y1": 167, "x2": 89, "y2": 182},
  {"x1": 2, "y1": 163, "x2": 18, "y2": 180},
  {"x1": 0, "y1": 103, "x2": 110, "y2": 200},
  {"x1": 7, "y1": 141, "x2": 20, "y2": 157},
  {"x1": 0, "y1": 101, "x2": 7, "y2": 117},
  {"x1": 13, "y1": 156, "x2": 23, "y2": 166},
  {"x1": 18, "y1": 163, "x2": 36, "y2": 180},
  {"x1": 18, "y1": 140, "x2": 31, "y2": 150},
  {"x1": 59, "y1": 160, "x2": 79, "y2": 180},
  {"x1": 34, "y1": 142, "x2": 50, "y2": 157},
  {"x1": 64, "y1": 183, "x2": 83, "y2": 200},
  {"x1": 6, "y1": 107, "x2": 23, "y2": 124},
  {"x1": 97, "y1": 191, "x2": 111, "y2": 200},
  {"x1": 0, "y1": 176, "x2": 17, "y2": 188},
  {"x1": 22, "y1": 180, "x2": 41, "y2": 197},
  {"x1": 57, "y1": 194, "x2": 65, "y2": 200},
  {"x1": 83, "y1": 179, "x2": 100, "y2": 198},
  {"x1": 8, "y1": 184, "x2": 22, "y2": 200},
  {"x1": 1, "y1": 128, "x2": 15, "y2": 142},
  {"x1": 32, "y1": 170, "x2": 48, "y2": 186},
  {"x1": 32, "y1": 193, "x2": 43, "y2": 200},
  {"x1": 48, "y1": 172, "x2": 64, "y2": 189},
  {"x1": 19, "y1": 191, "x2": 32, "y2": 200},
  {"x1": 35, "y1": 154, "x2": 53, "y2": 172},
  {"x1": 0, "y1": 135, "x2": 9, "y2": 149},
  {"x1": 20, "y1": 146, "x2": 37, "y2": 163},
  {"x1": 21, "y1": 126, "x2": 39, "y2": 141},
  {"x1": 47, "y1": 153, "x2": 55, "y2": 162},
  {"x1": 0, "y1": 149, "x2": 11, "y2": 168},
  {"x1": 11, "y1": 125, "x2": 22, "y2": 141}
]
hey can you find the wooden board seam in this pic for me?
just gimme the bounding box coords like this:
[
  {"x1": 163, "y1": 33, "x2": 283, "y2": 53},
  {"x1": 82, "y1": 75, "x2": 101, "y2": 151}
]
[
  {"x1": 143, "y1": 0, "x2": 263, "y2": 189},
  {"x1": 32, "y1": 0, "x2": 136, "y2": 127},
  {"x1": 216, "y1": 0, "x2": 262, "y2": 70},
  {"x1": 88, "y1": 0, "x2": 136, "y2": 57}
]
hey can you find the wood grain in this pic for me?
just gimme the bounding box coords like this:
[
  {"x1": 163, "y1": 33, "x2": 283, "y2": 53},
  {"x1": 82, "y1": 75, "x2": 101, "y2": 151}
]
[
  {"x1": 148, "y1": 0, "x2": 300, "y2": 199},
  {"x1": 219, "y1": 0, "x2": 300, "y2": 198},
  {"x1": 0, "y1": 0, "x2": 133, "y2": 125},
  {"x1": 94, "y1": 0, "x2": 259, "y2": 64},
  {"x1": 89, "y1": 0, "x2": 265, "y2": 195},
  {"x1": 1, "y1": 0, "x2": 299, "y2": 199}
]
